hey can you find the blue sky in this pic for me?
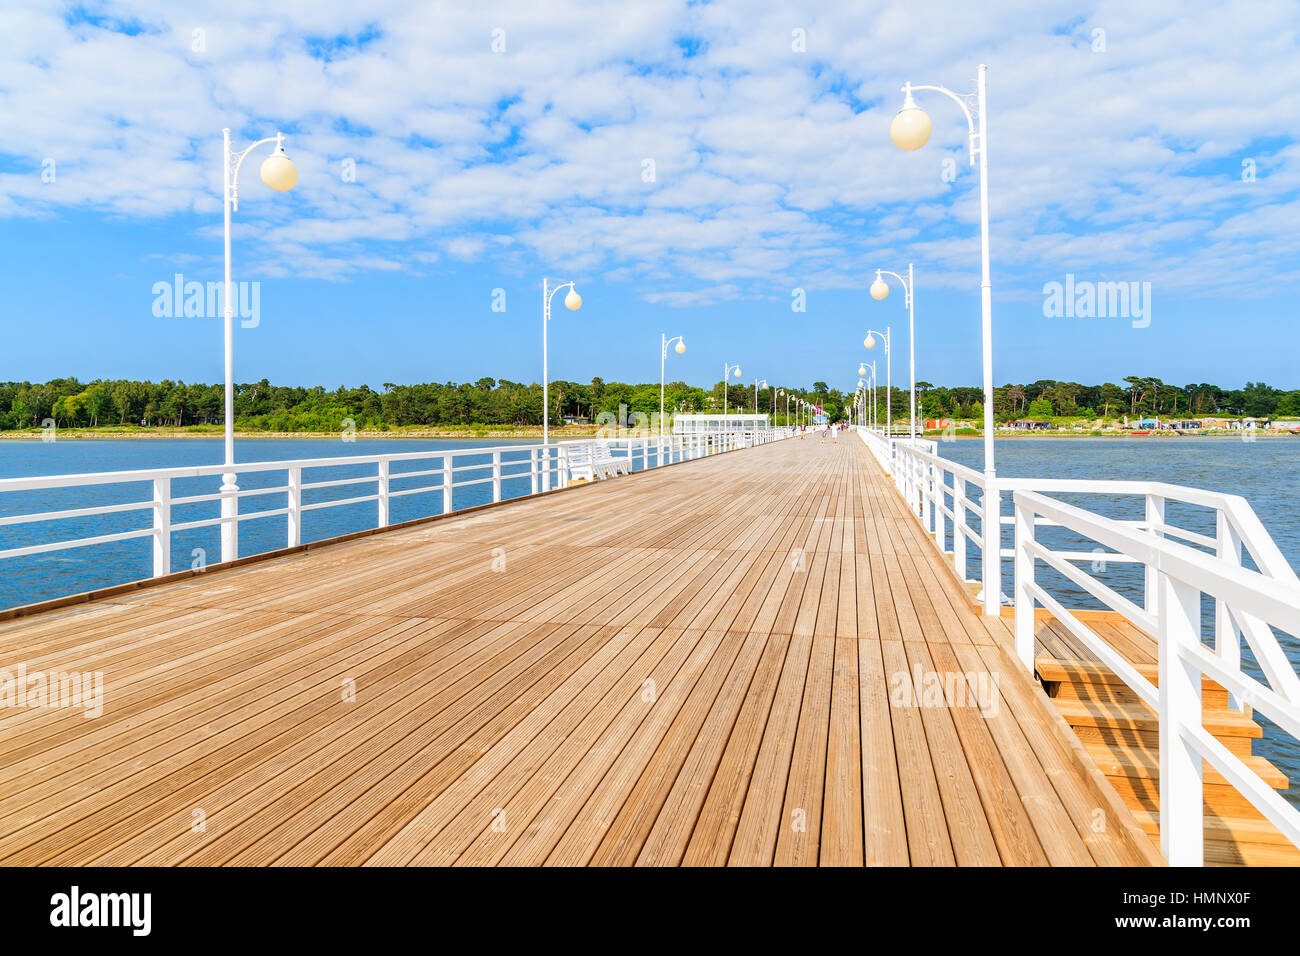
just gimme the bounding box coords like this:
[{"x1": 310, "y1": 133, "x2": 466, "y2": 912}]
[{"x1": 3, "y1": 0, "x2": 1299, "y2": 397}]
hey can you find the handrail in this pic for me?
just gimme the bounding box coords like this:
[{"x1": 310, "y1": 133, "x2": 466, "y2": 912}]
[
  {"x1": 856, "y1": 424, "x2": 1300, "y2": 865},
  {"x1": 1014, "y1": 488, "x2": 1300, "y2": 865},
  {"x1": 0, "y1": 428, "x2": 794, "y2": 602}
]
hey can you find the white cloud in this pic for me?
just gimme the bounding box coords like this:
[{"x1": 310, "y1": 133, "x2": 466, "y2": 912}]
[{"x1": 1, "y1": 0, "x2": 1297, "y2": 299}]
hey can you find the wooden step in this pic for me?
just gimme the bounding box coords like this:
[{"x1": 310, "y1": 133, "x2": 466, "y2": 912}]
[
  {"x1": 1051, "y1": 680, "x2": 1230, "y2": 710},
  {"x1": 1108, "y1": 774, "x2": 1286, "y2": 818},
  {"x1": 1043, "y1": 656, "x2": 1298, "y2": 866},
  {"x1": 1037, "y1": 657, "x2": 1231, "y2": 708},
  {"x1": 1205, "y1": 840, "x2": 1300, "y2": 866},
  {"x1": 1130, "y1": 807, "x2": 1300, "y2": 854},
  {"x1": 1068, "y1": 723, "x2": 1255, "y2": 758},
  {"x1": 1082, "y1": 739, "x2": 1288, "y2": 789},
  {"x1": 1053, "y1": 698, "x2": 1261, "y2": 739},
  {"x1": 1036, "y1": 657, "x2": 1206, "y2": 687}
]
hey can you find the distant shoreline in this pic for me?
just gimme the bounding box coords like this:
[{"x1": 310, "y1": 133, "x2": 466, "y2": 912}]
[
  {"x1": 0, "y1": 426, "x2": 600, "y2": 441},
  {"x1": 1, "y1": 426, "x2": 1294, "y2": 442}
]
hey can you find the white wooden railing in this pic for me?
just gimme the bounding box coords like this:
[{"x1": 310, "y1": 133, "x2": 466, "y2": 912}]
[
  {"x1": 0, "y1": 429, "x2": 789, "y2": 586},
  {"x1": 856, "y1": 424, "x2": 1300, "y2": 866},
  {"x1": 1015, "y1": 489, "x2": 1300, "y2": 866}
]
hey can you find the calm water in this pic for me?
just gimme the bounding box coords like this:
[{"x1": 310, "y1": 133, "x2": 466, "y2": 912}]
[{"x1": 937, "y1": 436, "x2": 1300, "y2": 799}]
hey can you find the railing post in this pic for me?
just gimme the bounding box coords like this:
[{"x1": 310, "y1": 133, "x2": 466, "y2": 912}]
[
  {"x1": 530, "y1": 448, "x2": 539, "y2": 495},
  {"x1": 922, "y1": 462, "x2": 933, "y2": 531},
  {"x1": 377, "y1": 459, "x2": 390, "y2": 527},
  {"x1": 953, "y1": 478, "x2": 967, "y2": 581},
  {"x1": 1012, "y1": 494, "x2": 1035, "y2": 669},
  {"x1": 934, "y1": 464, "x2": 947, "y2": 549},
  {"x1": 442, "y1": 456, "x2": 453, "y2": 514},
  {"x1": 1158, "y1": 571, "x2": 1205, "y2": 866},
  {"x1": 559, "y1": 445, "x2": 570, "y2": 488},
  {"x1": 1216, "y1": 511, "x2": 1244, "y2": 710},
  {"x1": 541, "y1": 446, "x2": 551, "y2": 493},
  {"x1": 219, "y1": 472, "x2": 239, "y2": 563},
  {"x1": 1144, "y1": 493, "x2": 1166, "y2": 617},
  {"x1": 915, "y1": 455, "x2": 925, "y2": 515},
  {"x1": 152, "y1": 477, "x2": 170, "y2": 577},
  {"x1": 982, "y1": 483, "x2": 1002, "y2": 616},
  {"x1": 287, "y1": 466, "x2": 302, "y2": 547},
  {"x1": 492, "y1": 451, "x2": 502, "y2": 503}
]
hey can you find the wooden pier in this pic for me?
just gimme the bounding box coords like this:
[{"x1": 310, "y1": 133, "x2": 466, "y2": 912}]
[{"x1": 0, "y1": 436, "x2": 1164, "y2": 866}]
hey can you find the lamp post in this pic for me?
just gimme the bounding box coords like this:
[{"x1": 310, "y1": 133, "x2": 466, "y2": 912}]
[
  {"x1": 859, "y1": 366, "x2": 876, "y2": 430},
  {"x1": 541, "y1": 278, "x2": 582, "y2": 449},
  {"x1": 660, "y1": 334, "x2": 686, "y2": 440},
  {"x1": 889, "y1": 65, "x2": 994, "y2": 481},
  {"x1": 219, "y1": 127, "x2": 297, "y2": 564},
  {"x1": 861, "y1": 325, "x2": 892, "y2": 437},
  {"x1": 870, "y1": 266, "x2": 915, "y2": 441},
  {"x1": 753, "y1": 379, "x2": 767, "y2": 415},
  {"x1": 722, "y1": 362, "x2": 743, "y2": 417}
]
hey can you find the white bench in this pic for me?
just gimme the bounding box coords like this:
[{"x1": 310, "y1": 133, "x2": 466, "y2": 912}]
[
  {"x1": 564, "y1": 441, "x2": 630, "y2": 482},
  {"x1": 592, "y1": 442, "x2": 630, "y2": 477}
]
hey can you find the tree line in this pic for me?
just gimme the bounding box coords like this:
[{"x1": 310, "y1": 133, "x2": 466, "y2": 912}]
[
  {"x1": 913, "y1": 377, "x2": 1300, "y2": 421},
  {"x1": 0, "y1": 377, "x2": 836, "y2": 431},
  {"x1": 0, "y1": 375, "x2": 1295, "y2": 431}
]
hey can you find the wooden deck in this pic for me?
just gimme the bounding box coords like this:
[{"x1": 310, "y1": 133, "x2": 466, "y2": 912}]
[{"x1": 0, "y1": 435, "x2": 1161, "y2": 866}]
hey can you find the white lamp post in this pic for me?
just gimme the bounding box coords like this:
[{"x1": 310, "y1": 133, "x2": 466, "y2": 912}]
[
  {"x1": 541, "y1": 277, "x2": 582, "y2": 451},
  {"x1": 722, "y1": 362, "x2": 742, "y2": 416},
  {"x1": 860, "y1": 366, "x2": 877, "y2": 429},
  {"x1": 870, "y1": 266, "x2": 916, "y2": 441},
  {"x1": 889, "y1": 66, "x2": 994, "y2": 481},
  {"x1": 219, "y1": 127, "x2": 297, "y2": 564},
  {"x1": 660, "y1": 334, "x2": 686, "y2": 440},
  {"x1": 862, "y1": 325, "x2": 892, "y2": 437},
  {"x1": 753, "y1": 379, "x2": 767, "y2": 415}
]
